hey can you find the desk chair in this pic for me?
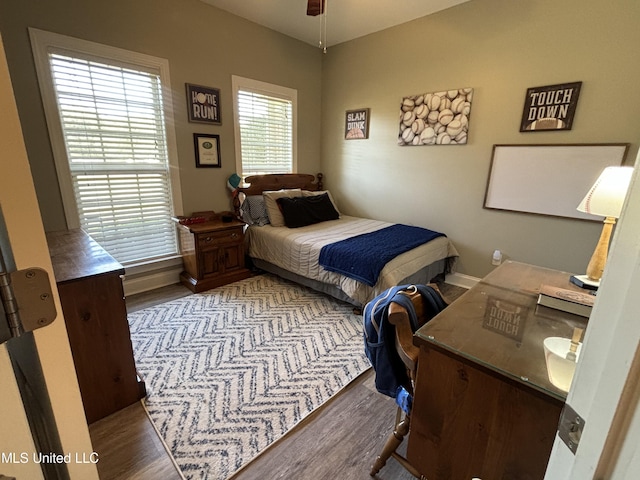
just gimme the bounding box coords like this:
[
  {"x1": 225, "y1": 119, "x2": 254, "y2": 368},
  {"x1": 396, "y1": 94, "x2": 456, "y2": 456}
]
[{"x1": 369, "y1": 284, "x2": 448, "y2": 478}]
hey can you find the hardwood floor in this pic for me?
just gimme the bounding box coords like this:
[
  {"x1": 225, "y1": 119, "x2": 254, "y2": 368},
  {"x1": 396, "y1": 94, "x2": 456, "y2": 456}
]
[
  {"x1": 89, "y1": 284, "x2": 190, "y2": 480},
  {"x1": 230, "y1": 370, "x2": 415, "y2": 480},
  {"x1": 89, "y1": 281, "x2": 466, "y2": 480},
  {"x1": 89, "y1": 401, "x2": 183, "y2": 480}
]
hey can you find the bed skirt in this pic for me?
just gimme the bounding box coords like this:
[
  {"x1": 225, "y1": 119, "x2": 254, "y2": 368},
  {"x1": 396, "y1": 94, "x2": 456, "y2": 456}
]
[{"x1": 251, "y1": 257, "x2": 448, "y2": 308}]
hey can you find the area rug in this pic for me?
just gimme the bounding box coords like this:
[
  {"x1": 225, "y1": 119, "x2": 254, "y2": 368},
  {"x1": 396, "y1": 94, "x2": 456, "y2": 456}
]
[{"x1": 128, "y1": 274, "x2": 371, "y2": 479}]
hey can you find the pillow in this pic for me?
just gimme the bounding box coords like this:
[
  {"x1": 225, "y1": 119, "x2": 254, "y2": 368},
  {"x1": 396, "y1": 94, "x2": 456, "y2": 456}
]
[
  {"x1": 276, "y1": 193, "x2": 340, "y2": 228},
  {"x1": 241, "y1": 195, "x2": 269, "y2": 226},
  {"x1": 302, "y1": 190, "x2": 341, "y2": 215},
  {"x1": 263, "y1": 189, "x2": 302, "y2": 227}
]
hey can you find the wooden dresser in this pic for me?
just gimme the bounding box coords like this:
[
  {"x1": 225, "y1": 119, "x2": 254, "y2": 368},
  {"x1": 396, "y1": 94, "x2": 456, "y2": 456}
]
[
  {"x1": 175, "y1": 218, "x2": 251, "y2": 293},
  {"x1": 46, "y1": 229, "x2": 145, "y2": 424},
  {"x1": 408, "y1": 261, "x2": 588, "y2": 479}
]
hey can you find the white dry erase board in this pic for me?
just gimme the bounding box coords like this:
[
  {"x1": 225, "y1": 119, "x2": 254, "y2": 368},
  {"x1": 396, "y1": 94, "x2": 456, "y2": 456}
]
[{"x1": 484, "y1": 144, "x2": 629, "y2": 220}]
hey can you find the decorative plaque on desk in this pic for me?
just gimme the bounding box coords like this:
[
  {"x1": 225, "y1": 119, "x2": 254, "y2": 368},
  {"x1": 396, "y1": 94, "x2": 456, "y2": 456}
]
[{"x1": 483, "y1": 296, "x2": 528, "y2": 343}]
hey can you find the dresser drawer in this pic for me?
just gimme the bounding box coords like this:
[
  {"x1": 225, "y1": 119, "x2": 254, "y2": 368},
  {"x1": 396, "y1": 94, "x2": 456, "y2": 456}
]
[{"x1": 196, "y1": 227, "x2": 242, "y2": 250}]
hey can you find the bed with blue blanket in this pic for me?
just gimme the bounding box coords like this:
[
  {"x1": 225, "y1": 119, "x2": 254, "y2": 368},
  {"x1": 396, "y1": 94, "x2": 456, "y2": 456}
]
[{"x1": 235, "y1": 173, "x2": 458, "y2": 307}]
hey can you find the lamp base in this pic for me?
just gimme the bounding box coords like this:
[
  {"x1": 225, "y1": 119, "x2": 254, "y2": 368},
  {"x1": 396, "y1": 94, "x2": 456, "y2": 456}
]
[{"x1": 570, "y1": 274, "x2": 600, "y2": 291}]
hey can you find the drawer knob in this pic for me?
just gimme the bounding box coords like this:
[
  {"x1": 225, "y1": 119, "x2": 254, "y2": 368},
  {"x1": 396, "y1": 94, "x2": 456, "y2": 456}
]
[
  {"x1": 204, "y1": 236, "x2": 212, "y2": 242},
  {"x1": 231, "y1": 233, "x2": 239, "y2": 239}
]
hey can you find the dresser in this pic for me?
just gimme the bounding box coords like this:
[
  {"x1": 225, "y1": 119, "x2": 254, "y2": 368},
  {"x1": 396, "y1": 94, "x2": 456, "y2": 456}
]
[
  {"x1": 46, "y1": 229, "x2": 145, "y2": 424},
  {"x1": 176, "y1": 218, "x2": 251, "y2": 293},
  {"x1": 408, "y1": 261, "x2": 588, "y2": 479}
]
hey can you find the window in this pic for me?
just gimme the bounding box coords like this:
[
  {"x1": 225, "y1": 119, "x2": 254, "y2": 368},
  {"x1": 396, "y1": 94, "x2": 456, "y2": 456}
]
[
  {"x1": 30, "y1": 29, "x2": 182, "y2": 266},
  {"x1": 232, "y1": 76, "x2": 297, "y2": 178}
]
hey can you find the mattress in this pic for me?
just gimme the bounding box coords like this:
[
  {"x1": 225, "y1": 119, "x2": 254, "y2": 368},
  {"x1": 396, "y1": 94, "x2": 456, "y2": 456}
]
[{"x1": 245, "y1": 215, "x2": 458, "y2": 306}]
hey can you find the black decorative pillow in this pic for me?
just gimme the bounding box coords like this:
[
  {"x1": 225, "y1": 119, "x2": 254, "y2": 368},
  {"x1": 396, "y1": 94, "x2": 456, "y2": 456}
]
[{"x1": 276, "y1": 193, "x2": 340, "y2": 228}]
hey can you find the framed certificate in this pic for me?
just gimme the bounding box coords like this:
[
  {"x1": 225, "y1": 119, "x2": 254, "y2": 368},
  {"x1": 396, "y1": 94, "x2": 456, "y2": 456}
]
[{"x1": 194, "y1": 133, "x2": 221, "y2": 168}]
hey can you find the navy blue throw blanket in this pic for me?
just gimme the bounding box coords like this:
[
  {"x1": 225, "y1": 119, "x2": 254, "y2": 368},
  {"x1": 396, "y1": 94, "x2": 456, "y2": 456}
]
[{"x1": 319, "y1": 224, "x2": 445, "y2": 286}]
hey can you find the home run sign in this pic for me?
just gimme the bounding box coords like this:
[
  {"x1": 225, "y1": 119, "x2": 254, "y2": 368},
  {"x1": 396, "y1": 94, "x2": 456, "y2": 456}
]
[{"x1": 186, "y1": 83, "x2": 221, "y2": 124}]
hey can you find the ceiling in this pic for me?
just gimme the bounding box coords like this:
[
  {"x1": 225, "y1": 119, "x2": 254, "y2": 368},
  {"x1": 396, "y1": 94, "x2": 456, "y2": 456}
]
[{"x1": 200, "y1": 0, "x2": 470, "y2": 48}]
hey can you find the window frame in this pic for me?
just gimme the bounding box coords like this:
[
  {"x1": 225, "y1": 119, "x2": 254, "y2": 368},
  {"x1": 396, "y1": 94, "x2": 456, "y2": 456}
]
[
  {"x1": 231, "y1": 75, "x2": 298, "y2": 178},
  {"x1": 29, "y1": 28, "x2": 183, "y2": 267}
]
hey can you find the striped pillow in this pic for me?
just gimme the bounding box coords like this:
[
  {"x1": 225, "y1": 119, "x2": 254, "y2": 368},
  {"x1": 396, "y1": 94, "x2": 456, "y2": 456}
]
[{"x1": 241, "y1": 195, "x2": 270, "y2": 226}]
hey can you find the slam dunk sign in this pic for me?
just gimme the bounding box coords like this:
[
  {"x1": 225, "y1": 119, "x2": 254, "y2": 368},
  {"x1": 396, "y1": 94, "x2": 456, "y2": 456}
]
[
  {"x1": 186, "y1": 83, "x2": 221, "y2": 125},
  {"x1": 520, "y1": 81, "x2": 581, "y2": 132}
]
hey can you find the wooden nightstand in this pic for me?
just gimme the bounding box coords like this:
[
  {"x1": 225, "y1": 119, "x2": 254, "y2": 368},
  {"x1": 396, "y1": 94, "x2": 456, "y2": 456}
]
[{"x1": 176, "y1": 218, "x2": 252, "y2": 293}]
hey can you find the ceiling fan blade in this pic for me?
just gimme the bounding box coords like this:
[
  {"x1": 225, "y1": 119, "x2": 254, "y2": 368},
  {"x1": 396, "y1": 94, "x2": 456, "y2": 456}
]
[{"x1": 307, "y1": 0, "x2": 325, "y2": 16}]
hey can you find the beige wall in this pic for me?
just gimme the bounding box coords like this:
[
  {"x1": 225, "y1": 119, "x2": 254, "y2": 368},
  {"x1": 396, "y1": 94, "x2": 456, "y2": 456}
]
[
  {"x1": 0, "y1": 0, "x2": 323, "y2": 231},
  {"x1": 321, "y1": 0, "x2": 640, "y2": 278},
  {"x1": 1, "y1": 0, "x2": 639, "y2": 279}
]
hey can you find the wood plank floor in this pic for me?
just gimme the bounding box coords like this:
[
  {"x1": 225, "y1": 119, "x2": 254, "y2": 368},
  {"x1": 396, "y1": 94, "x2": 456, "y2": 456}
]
[
  {"x1": 230, "y1": 369, "x2": 415, "y2": 480},
  {"x1": 89, "y1": 284, "x2": 191, "y2": 480},
  {"x1": 89, "y1": 281, "x2": 466, "y2": 480}
]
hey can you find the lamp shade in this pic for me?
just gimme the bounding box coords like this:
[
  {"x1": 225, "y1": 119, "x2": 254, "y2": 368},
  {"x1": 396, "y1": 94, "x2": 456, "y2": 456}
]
[{"x1": 577, "y1": 166, "x2": 634, "y2": 218}]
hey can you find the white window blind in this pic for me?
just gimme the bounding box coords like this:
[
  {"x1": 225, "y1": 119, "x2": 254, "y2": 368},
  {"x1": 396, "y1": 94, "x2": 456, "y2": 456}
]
[
  {"x1": 232, "y1": 76, "x2": 297, "y2": 178},
  {"x1": 48, "y1": 52, "x2": 178, "y2": 265}
]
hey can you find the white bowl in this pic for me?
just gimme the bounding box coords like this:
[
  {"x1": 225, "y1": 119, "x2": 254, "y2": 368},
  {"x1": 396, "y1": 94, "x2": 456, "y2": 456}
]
[{"x1": 543, "y1": 337, "x2": 582, "y2": 392}]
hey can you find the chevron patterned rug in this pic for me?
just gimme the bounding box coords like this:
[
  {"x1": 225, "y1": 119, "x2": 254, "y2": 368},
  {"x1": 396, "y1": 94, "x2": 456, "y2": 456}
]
[{"x1": 128, "y1": 274, "x2": 370, "y2": 479}]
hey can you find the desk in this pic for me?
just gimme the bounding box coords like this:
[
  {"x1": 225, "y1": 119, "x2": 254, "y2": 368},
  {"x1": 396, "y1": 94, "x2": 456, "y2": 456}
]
[
  {"x1": 407, "y1": 261, "x2": 587, "y2": 479},
  {"x1": 47, "y1": 229, "x2": 145, "y2": 424}
]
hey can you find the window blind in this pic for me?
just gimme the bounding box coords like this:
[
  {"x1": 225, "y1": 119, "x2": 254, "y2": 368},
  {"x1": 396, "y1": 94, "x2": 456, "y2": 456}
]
[
  {"x1": 236, "y1": 89, "x2": 293, "y2": 177},
  {"x1": 49, "y1": 52, "x2": 178, "y2": 265}
]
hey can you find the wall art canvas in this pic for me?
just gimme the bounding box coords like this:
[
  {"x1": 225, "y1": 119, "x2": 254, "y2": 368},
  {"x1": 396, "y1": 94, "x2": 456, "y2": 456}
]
[
  {"x1": 398, "y1": 87, "x2": 473, "y2": 146},
  {"x1": 520, "y1": 82, "x2": 582, "y2": 132}
]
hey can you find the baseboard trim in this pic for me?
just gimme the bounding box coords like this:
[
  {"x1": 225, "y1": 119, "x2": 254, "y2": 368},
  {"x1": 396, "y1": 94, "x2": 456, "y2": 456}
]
[
  {"x1": 445, "y1": 271, "x2": 480, "y2": 289},
  {"x1": 124, "y1": 267, "x2": 182, "y2": 296},
  {"x1": 122, "y1": 266, "x2": 481, "y2": 296}
]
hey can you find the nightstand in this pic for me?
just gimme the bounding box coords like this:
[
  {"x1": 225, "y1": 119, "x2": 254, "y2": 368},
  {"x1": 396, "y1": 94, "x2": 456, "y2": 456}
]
[{"x1": 176, "y1": 218, "x2": 251, "y2": 293}]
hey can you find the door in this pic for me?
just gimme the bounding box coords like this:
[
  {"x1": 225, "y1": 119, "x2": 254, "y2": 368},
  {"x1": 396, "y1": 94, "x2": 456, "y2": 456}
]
[
  {"x1": 0, "y1": 209, "x2": 66, "y2": 480},
  {"x1": 0, "y1": 33, "x2": 98, "y2": 480}
]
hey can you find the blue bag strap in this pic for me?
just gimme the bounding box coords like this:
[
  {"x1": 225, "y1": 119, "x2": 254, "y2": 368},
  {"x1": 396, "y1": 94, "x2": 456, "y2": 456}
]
[{"x1": 416, "y1": 284, "x2": 447, "y2": 312}]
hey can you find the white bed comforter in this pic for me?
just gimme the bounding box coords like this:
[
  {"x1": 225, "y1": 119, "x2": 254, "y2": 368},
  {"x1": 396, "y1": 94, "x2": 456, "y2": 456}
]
[{"x1": 245, "y1": 215, "x2": 458, "y2": 306}]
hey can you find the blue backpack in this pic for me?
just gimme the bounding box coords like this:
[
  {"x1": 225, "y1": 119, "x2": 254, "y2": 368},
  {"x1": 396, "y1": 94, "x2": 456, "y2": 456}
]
[{"x1": 363, "y1": 284, "x2": 447, "y2": 405}]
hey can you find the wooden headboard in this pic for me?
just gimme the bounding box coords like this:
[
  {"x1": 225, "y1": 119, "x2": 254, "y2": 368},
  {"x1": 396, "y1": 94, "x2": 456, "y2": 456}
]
[{"x1": 232, "y1": 173, "x2": 324, "y2": 218}]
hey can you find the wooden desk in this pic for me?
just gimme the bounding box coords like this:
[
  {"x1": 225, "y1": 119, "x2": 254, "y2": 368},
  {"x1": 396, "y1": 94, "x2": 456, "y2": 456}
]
[
  {"x1": 408, "y1": 261, "x2": 588, "y2": 479},
  {"x1": 47, "y1": 229, "x2": 145, "y2": 424}
]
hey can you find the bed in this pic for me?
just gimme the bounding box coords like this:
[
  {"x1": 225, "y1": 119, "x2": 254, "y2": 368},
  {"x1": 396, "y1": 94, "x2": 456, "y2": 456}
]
[{"x1": 233, "y1": 173, "x2": 458, "y2": 308}]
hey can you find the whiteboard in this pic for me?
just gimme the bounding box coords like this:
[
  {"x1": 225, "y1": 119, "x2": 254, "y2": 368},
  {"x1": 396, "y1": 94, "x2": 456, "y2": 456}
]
[{"x1": 484, "y1": 144, "x2": 629, "y2": 220}]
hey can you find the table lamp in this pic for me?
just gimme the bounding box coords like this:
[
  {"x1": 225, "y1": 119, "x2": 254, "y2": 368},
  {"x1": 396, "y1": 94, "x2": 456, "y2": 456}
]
[{"x1": 571, "y1": 166, "x2": 634, "y2": 289}]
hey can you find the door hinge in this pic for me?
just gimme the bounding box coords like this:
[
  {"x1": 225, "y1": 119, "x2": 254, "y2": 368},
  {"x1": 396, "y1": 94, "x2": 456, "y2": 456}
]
[
  {"x1": 0, "y1": 268, "x2": 56, "y2": 343},
  {"x1": 558, "y1": 402, "x2": 585, "y2": 454}
]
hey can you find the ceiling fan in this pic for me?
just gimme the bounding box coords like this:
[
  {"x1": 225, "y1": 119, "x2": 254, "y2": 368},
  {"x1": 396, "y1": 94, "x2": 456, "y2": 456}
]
[
  {"x1": 307, "y1": 0, "x2": 328, "y2": 52},
  {"x1": 306, "y1": 0, "x2": 325, "y2": 16}
]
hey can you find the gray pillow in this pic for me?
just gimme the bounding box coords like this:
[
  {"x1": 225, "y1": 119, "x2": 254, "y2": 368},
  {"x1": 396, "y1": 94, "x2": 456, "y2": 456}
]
[{"x1": 241, "y1": 195, "x2": 270, "y2": 226}]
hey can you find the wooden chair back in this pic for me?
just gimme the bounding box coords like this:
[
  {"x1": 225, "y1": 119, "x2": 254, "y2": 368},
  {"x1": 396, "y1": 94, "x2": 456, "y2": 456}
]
[{"x1": 387, "y1": 285, "x2": 448, "y2": 386}]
